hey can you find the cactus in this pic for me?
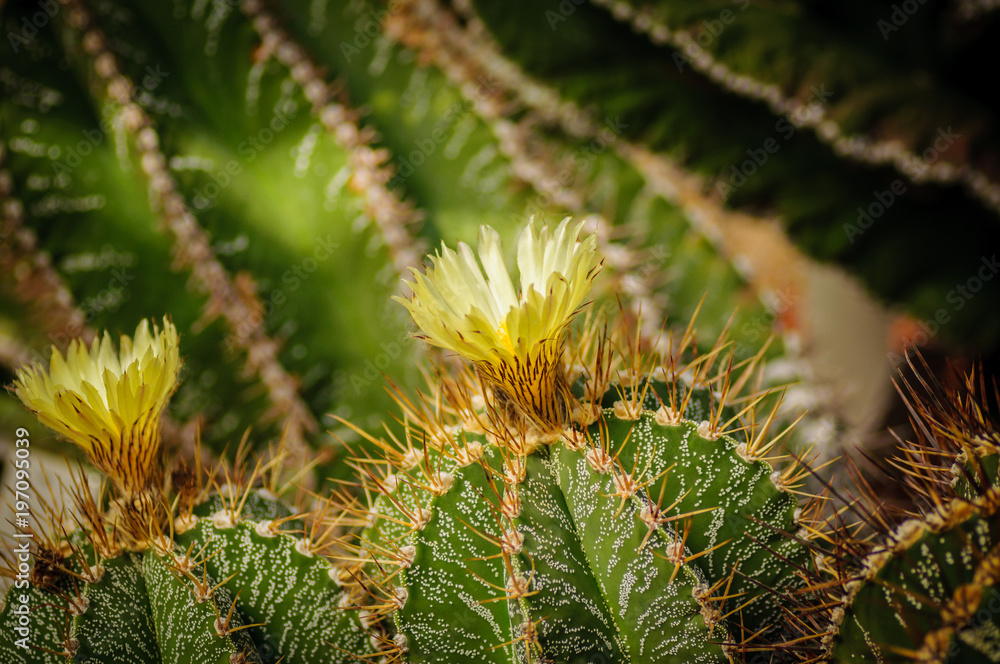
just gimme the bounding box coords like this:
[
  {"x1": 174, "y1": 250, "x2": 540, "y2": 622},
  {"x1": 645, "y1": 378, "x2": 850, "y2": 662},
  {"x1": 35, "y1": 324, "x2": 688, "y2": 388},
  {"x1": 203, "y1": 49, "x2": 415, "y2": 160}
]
[
  {"x1": 0, "y1": 318, "x2": 369, "y2": 664},
  {"x1": 5, "y1": 220, "x2": 1000, "y2": 663},
  {"x1": 341, "y1": 220, "x2": 821, "y2": 662},
  {"x1": 814, "y1": 355, "x2": 1000, "y2": 663},
  {"x1": 342, "y1": 222, "x2": 1000, "y2": 663},
  {"x1": 0, "y1": 480, "x2": 370, "y2": 664}
]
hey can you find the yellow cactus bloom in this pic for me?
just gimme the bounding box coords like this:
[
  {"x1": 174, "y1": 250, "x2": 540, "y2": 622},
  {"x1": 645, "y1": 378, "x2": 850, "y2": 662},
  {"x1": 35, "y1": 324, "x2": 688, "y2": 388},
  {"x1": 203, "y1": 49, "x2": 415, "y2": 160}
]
[
  {"x1": 12, "y1": 318, "x2": 180, "y2": 495},
  {"x1": 397, "y1": 218, "x2": 602, "y2": 431}
]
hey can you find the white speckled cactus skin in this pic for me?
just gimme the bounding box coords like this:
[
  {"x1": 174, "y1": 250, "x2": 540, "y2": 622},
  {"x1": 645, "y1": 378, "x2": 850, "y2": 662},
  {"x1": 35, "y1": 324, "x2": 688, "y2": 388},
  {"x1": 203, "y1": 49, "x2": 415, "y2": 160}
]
[
  {"x1": 350, "y1": 343, "x2": 818, "y2": 664},
  {"x1": 0, "y1": 488, "x2": 368, "y2": 664}
]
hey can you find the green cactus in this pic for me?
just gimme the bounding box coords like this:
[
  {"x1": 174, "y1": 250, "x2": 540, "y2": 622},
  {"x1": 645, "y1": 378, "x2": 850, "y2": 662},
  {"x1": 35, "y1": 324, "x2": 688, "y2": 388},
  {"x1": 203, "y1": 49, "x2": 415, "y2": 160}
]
[
  {"x1": 0, "y1": 317, "x2": 369, "y2": 664},
  {"x1": 4, "y1": 225, "x2": 1000, "y2": 663},
  {"x1": 0, "y1": 473, "x2": 369, "y2": 664},
  {"x1": 816, "y1": 356, "x2": 1000, "y2": 664},
  {"x1": 350, "y1": 346, "x2": 816, "y2": 663}
]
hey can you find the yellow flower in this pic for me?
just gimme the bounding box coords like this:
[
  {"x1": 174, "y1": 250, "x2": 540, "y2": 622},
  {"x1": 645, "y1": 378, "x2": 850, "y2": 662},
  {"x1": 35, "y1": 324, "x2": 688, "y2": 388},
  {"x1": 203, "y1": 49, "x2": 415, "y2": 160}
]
[
  {"x1": 12, "y1": 318, "x2": 181, "y2": 495},
  {"x1": 397, "y1": 218, "x2": 601, "y2": 431}
]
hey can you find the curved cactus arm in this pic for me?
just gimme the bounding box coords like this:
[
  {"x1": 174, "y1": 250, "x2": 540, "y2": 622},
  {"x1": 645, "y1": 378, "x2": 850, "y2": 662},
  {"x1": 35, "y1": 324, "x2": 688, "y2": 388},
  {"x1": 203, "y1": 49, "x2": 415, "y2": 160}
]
[
  {"x1": 388, "y1": 449, "x2": 517, "y2": 663},
  {"x1": 592, "y1": 0, "x2": 1000, "y2": 215}
]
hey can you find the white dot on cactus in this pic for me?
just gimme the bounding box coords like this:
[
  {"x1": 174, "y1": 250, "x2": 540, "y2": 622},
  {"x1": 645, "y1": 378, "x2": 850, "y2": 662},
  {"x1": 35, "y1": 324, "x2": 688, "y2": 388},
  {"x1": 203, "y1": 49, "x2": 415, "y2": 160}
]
[
  {"x1": 662, "y1": 539, "x2": 685, "y2": 564},
  {"x1": 500, "y1": 490, "x2": 522, "y2": 519},
  {"x1": 360, "y1": 609, "x2": 380, "y2": 628},
  {"x1": 398, "y1": 545, "x2": 417, "y2": 568},
  {"x1": 890, "y1": 518, "x2": 926, "y2": 551},
  {"x1": 613, "y1": 472, "x2": 638, "y2": 499},
  {"x1": 305, "y1": 80, "x2": 328, "y2": 105},
  {"x1": 94, "y1": 52, "x2": 116, "y2": 79},
  {"x1": 502, "y1": 458, "x2": 527, "y2": 485},
  {"x1": 401, "y1": 448, "x2": 421, "y2": 469},
  {"x1": 320, "y1": 105, "x2": 346, "y2": 129},
  {"x1": 630, "y1": 497, "x2": 652, "y2": 522},
  {"x1": 211, "y1": 509, "x2": 237, "y2": 529},
  {"x1": 735, "y1": 442, "x2": 753, "y2": 462},
  {"x1": 121, "y1": 104, "x2": 146, "y2": 133},
  {"x1": 256, "y1": 488, "x2": 279, "y2": 502},
  {"x1": 277, "y1": 43, "x2": 302, "y2": 65},
  {"x1": 140, "y1": 151, "x2": 166, "y2": 177},
  {"x1": 561, "y1": 427, "x2": 587, "y2": 450}
]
